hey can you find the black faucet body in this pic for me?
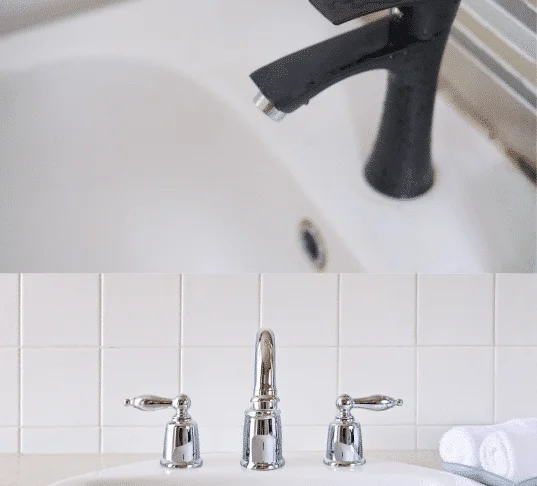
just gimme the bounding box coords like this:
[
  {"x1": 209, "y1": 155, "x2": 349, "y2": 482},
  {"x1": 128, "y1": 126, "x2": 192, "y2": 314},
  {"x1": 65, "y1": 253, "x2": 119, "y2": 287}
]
[{"x1": 251, "y1": 0, "x2": 461, "y2": 199}]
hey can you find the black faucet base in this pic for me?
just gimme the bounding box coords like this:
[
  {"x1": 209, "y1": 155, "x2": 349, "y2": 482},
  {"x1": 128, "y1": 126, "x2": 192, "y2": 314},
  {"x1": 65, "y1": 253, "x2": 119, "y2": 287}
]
[
  {"x1": 364, "y1": 161, "x2": 435, "y2": 200},
  {"x1": 251, "y1": 1, "x2": 461, "y2": 200},
  {"x1": 362, "y1": 30, "x2": 448, "y2": 200}
]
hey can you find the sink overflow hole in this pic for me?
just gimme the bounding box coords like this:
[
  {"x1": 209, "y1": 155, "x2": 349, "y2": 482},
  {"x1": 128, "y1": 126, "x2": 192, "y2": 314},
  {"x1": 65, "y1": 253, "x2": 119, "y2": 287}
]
[{"x1": 299, "y1": 219, "x2": 327, "y2": 271}]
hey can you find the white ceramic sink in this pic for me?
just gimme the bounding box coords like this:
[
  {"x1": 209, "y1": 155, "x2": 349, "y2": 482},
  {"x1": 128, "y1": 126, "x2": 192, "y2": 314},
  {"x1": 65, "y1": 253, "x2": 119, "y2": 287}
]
[
  {"x1": 0, "y1": 57, "x2": 360, "y2": 272},
  {"x1": 0, "y1": 0, "x2": 534, "y2": 272},
  {"x1": 50, "y1": 454, "x2": 477, "y2": 485}
]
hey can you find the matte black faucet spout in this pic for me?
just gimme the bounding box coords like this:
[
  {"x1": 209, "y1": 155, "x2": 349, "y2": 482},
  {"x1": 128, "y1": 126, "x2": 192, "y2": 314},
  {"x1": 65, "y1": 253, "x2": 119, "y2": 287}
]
[{"x1": 250, "y1": 0, "x2": 461, "y2": 199}]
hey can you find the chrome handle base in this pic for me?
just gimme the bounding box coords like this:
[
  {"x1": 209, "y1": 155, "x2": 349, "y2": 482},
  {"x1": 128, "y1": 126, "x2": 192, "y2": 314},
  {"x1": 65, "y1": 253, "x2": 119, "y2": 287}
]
[
  {"x1": 124, "y1": 394, "x2": 202, "y2": 469},
  {"x1": 324, "y1": 419, "x2": 366, "y2": 468},
  {"x1": 324, "y1": 393, "x2": 403, "y2": 467}
]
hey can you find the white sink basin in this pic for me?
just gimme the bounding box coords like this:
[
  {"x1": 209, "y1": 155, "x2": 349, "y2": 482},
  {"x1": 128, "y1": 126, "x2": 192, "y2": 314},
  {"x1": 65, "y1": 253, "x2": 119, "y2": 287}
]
[
  {"x1": 0, "y1": 57, "x2": 361, "y2": 273},
  {"x1": 50, "y1": 453, "x2": 477, "y2": 485},
  {"x1": 0, "y1": 0, "x2": 534, "y2": 272}
]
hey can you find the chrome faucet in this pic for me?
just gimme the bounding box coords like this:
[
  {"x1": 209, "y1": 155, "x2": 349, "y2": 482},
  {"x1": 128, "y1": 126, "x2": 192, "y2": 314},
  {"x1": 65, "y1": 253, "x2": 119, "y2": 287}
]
[
  {"x1": 124, "y1": 394, "x2": 202, "y2": 469},
  {"x1": 251, "y1": 0, "x2": 461, "y2": 199},
  {"x1": 122, "y1": 334, "x2": 402, "y2": 471},
  {"x1": 324, "y1": 394, "x2": 403, "y2": 467},
  {"x1": 241, "y1": 328, "x2": 285, "y2": 470}
]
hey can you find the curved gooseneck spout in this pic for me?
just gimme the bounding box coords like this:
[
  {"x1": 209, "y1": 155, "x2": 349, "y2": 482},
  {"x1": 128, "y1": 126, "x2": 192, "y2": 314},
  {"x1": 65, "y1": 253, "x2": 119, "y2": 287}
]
[
  {"x1": 250, "y1": 0, "x2": 461, "y2": 199},
  {"x1": 253, "y1": 328, "x2": 277, "y2": 398},
  {"x1": 241, "y1": 328, "x2": 284, "y2": 470}
]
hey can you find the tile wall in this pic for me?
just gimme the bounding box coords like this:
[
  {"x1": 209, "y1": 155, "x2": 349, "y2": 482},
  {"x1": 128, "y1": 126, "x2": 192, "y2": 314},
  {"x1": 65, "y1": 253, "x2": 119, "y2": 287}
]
[{"x1": 0, "y1": 273, "x2": 535, "y2": 454}]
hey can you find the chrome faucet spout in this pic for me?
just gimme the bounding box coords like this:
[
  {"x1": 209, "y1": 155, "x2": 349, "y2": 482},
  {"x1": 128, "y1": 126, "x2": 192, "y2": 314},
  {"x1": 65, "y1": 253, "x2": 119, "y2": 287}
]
[
  {"x1": 241, "y1": 328, "x2": 284, "y2": 471},
  {"x1": 253, "y1": 328, "x2": 277, "y2": 397}
]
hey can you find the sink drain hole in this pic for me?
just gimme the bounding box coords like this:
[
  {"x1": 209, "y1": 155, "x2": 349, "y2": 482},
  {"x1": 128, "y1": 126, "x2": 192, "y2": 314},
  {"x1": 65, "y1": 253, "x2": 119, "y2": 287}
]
[{"x1": 299, "y1": 219, "x2": 327, "y2": 271}]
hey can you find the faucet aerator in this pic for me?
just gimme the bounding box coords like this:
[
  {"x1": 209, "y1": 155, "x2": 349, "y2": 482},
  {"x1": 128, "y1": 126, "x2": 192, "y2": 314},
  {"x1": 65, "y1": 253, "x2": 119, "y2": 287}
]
[{"x1": 253, "y1": 92, "x2": 286, "y2": 122}]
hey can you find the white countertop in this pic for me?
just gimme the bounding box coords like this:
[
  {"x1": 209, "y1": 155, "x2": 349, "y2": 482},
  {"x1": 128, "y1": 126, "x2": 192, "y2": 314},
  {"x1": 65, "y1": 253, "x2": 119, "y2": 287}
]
[{"x1": 0, "y1": 451, "x2": 442, "y2": 486}]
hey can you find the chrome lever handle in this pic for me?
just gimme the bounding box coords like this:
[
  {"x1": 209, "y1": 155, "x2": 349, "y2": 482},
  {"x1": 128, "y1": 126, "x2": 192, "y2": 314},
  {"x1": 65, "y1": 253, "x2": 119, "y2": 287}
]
[
  {"x1": 325, "y1": 394, "x2": 403, "y2": 467},
  {"x1": 124, "y1": 394, "x2": 192, "y2": 419},
  {"x1": 124, "y1": 394, "x2": 201, "y2": 469},
  {"x1": 337, "y1": 394, "x2": 403, "y2": 412},
  {"x1": 124, "y1": 395, "x2": 173, "y2": 411}
]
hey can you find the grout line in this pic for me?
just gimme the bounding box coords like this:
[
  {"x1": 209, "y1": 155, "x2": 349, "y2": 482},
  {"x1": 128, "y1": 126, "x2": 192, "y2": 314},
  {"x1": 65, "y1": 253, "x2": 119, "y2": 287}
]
[
  {"x1": 182, "y1": 345, "x2": 340, "y2": 349},
  {"x1": 14, "y1": 345, "x2": 182, "y2": 349},
  {"x1": 179, "y1": 274, "x2": 183, "y2": 394},
  {"x1": 258, "y1": 274, "x2": 263, "y2": 329},
  {"x1": 412, "y1": 344, "x2": 500, "y2": 347},
  {"x1": 492, "y1": 274, "x2": 497, "y2": 347},
  {"x1": 4, "y1": 343, "x2": 523, "y2": 349},
  {"x1": 336, "y1": 273, "x2": 341, "y2": 396},
  {"x1": 492, "y1": 273, "x2": 497, "y2": 423},
  {"x1": 8, "y1": 423, "x2": 434, "y2": 429},
  {"x1": 17, "y1": 425, "x2": 114, "y2": 429},
  {"x1": 414, "y1": 274, "x2": 419, "y2": 450},
  {"x1": 17, "y1": 273, "x2": 22, "y2": 454},
  {"x1": 98, "y1": 274, "x2": 104, "y2": 453}
]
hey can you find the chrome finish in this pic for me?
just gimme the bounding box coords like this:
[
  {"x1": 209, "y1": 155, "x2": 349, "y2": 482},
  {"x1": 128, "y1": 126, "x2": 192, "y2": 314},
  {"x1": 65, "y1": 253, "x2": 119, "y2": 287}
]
[
  {"x1": 390, "y1": 7, "x2": 403, "y2": 19},
  {"x1": 124, "y1": 395, "x2": 173, "y2": 411},
  {"x1": 324, "y1": 394, "x2": 403, "y2": 467},
  {"x1": 253, "y1": 92, "x2": 286, "y2": 121},
  {"x1": 124, "y1": 394, "x2": 202, "y2": 469},
  {"x1": 241, "y1": 328, "x2": 285, "y2": 471},
  {"x1": 346, "y1": 394, "x2": 403, "y2": 412}
]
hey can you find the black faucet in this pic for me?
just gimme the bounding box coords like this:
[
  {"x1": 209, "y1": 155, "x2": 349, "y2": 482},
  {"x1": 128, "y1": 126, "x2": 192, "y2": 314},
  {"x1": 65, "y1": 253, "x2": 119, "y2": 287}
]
[{"x1": 250, "y1": 0, "x2": 461, "y2": 199}]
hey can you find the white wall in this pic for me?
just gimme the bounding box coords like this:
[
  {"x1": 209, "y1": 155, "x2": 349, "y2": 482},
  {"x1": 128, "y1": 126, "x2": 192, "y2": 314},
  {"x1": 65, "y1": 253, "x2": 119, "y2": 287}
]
[{"x1": 0, "y1": 273, "x2": 536, "y2": 454}]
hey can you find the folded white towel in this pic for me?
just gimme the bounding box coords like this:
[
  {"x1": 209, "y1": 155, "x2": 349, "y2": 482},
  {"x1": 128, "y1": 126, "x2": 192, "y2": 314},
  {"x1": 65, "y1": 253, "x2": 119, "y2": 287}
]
[
  {"x1": 440, "y1": 425, "x2": 500, "y2": 467},
  {"x1": 439, "y1": 418, "x2": 537, "y2": 467},
  {"x1": 480, "y1": 429, "x2": 537, "y2": 482}
]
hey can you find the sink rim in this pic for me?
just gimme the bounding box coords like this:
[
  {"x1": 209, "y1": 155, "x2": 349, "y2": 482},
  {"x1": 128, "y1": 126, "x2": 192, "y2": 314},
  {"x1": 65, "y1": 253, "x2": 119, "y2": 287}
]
[{"x1": 50, "y1": 452, "x2": 474, "y2": 485}]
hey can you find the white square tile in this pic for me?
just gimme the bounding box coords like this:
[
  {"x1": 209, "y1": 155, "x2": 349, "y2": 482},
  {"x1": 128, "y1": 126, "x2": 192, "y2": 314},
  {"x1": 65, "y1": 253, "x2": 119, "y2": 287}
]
[
  {"x1": 197, "y1": 425, "x2": 242, "y2": 453},
  {"x1": 278, "y1": 348, "x2": 337, "y2": 425},
  {"x1": 340, "y1": 274, "x2": 415, "y2": 346},
  {"x1": 21, "y1": 274, "x2": 99, "y2": 346},
  {"x1": 0, "y1": 348, "x2": 18, "y2": 426},
  {"x1": 496, "y1": 274, "x2": 537, "y2": 345},
  {"x1": 182, "y1": 274, "x2": 259, "y2": 347},
  {"x1": 361, "y1": 426, "x2": 416, "y2": 450},
  {"x1": 102, "y1": 274, "x2": 180, "y2": 347},
  {"x1": 21, "y1": 348, "x2": 99, "y2": 426},
  {"x1": 417, "y1": 426, "x2": 453, "y2": 450},
  {"x1": 417, "y1": 347, "x2": 493, "y2": 425},
  {"x1": 0, "y1": 428, "x2": 18, "y2": 453},
  {"x1": 339, "y1": 347, "x2": 415, "y2": 425},
  {"x1": 101, "y1": 427, "x2": 163, "y2": 453},
  {"x1": 0, "y1": 274, "x2": 18, "y2": 346},
  {"x1": 102, "y1": 348, "x2": 179, "y2": 426},
  {"x1": 284, "y1": 426, "x2": 326, "y2": 451},
  {"x1": 417, "y1": 275, "x2": 493, "y2": 345},
  {"x1": 261, "y1": 274, "x2": 338, "y2": 346},
  {"x1": 495, "y1": 347, "x2": 537, "y2": 422},
  {"x1": 182, "y1": 347, "x2": 252, "y2": 426},
  {"x1": 21, "y1": 428, "x2": 99, "y2": 453}
]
